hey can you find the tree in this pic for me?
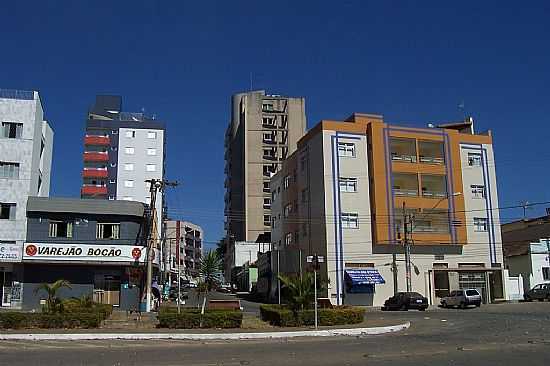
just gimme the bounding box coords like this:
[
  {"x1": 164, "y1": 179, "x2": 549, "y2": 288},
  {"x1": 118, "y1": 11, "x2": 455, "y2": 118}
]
[
  {"x1": 198, "y1": 250, "x2": 223, "y2": 318},
  {"x1": 34, "y1": 279, "x2": 72, "y2": 314},
  {"x1": 278, "y1": 273, "x2": 319, "y2": 312}
]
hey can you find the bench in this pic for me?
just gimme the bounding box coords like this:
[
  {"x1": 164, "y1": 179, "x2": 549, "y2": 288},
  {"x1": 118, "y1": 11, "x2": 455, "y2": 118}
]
[{"x1": 207, "y1": 299, "x2": 242, "y2": 311}]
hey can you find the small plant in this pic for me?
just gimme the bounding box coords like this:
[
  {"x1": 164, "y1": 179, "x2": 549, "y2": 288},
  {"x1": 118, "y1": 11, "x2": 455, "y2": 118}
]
[
  {"x1": 34, "y1": 279, "x2": 71, "y2": 314},
  {"x1": 198, "y1": 251, "x2": 223, "y2": 321},
  {"x1": 278, "y1": 273, "x2": 323, "y2": 312}
]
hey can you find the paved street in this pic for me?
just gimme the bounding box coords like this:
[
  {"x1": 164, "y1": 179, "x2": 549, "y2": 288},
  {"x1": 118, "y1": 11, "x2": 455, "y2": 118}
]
[{"x1": 0, "y1": 302, "x2": 549, "y2": 365}]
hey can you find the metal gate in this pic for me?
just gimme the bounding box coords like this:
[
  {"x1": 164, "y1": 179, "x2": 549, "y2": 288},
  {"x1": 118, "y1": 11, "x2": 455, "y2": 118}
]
[{"x1": 459, "y1": 272, "x2": 488, "y2": 303}]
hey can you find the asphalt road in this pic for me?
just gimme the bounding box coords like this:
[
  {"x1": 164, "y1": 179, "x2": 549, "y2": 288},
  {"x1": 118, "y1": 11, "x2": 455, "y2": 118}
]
[
  {"x1": 179, "y1": 290, "x2": 263, "y2": 315},
  {"x1": 1, "y1": 302, "x2": 549, "y2": 365}
]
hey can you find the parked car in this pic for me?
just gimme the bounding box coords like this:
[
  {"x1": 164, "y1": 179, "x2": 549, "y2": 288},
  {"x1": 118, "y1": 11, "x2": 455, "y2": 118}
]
[
  {"x1": 218, "y1": 283, "x2": 233, "y2": 293},
  {"x1": 382, "y1": 292, "x2": 428, "y2": 311},
  {"x1": 523, "y1": 283, "x2": 550, "y2": 301},
  {"x1": 441, "y1": 289, "x2": 481, "y2": 308}
]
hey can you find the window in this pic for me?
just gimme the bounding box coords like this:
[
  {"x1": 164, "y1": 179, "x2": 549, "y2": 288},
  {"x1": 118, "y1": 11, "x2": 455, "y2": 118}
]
[
  {"x1": 124, "y1": 180, "x2": 134, "y2": 188},
  {"x1": 124, "y1": 147, "x2": 135, "y2": 155},
  {"x1": 112, "y1": 129, "x2": 119, "y2": 135},
  {"x1": 337, "y1": 142, "x2": 356, "y2": 157},
  {"x1": 109, "y1": 179, "x2": 116, "y2": 184},
  {"x1": 262, "y1": 103, "x2": 274, "y2": 111},
  {"x1": 263, "y1": 198, "x2": 271, "y2": 209},
  {"x1": 341, "y1": 213, "x2": 359, "y2": 228},
  {"x1": 49, "y1": 221, "x2": 73, "y2": 238},
  {"x1": 285, "y1": 232, "x2": 293, "y2": 246},
  {"x1": 125, "y1": 130, "x2": 135, "y2": 138},
  {"x1": 301, "y1": 189, "x2": 308, "y2": 203},
  {"x1": 262, "y1": 117, "x2": 275, "y2": 126},
  {"x1": 146, "y1": 164, "x2": 156, "y2": 172},
  {"x1": 473, "y1": 217, "x2": 488, "y2": 232},
  {"x1": 263, "y1": 182, "x2": 270, "y2": 193},
  {"x1": 543, "y1": 267, "x2": 550, "y2": 281},
  {"x1": 263, "y1": 165, "x2": 275, "y2": 177},
  {"x1": 263, "y1": 133, "x2": 274, "y2": 142},
  {"x1": 147, "y1": 148, "x2": 157, "y2": 156},
  {"x1": 96, "y1": 223, "x2": 120, "y2": 239},
  {"x1": 0, "y1": 162, "x2": 20, "y2": 179},
  {"x1": 468, "y1": 152, "x2": 482, "y2": 166},
  {"x1": 0, "y1": 203, "x2": 16, "y2": 220},
  {"x1": 264, "y1": 215, "x2": 271, "y2": 226},
  {"x1": 284, "y1": 204, "x2": 293, "y2": 218},
  {"x1": 2, "y1": 122, "x2": 23, "y2": 139},
  {"x1": 471, "y1": 185, "x2": 485, "y2": 199},
  {"x1": 147, "y1": 131, "x2": 157, "y2": 139},
  {"x1": 124, "y1": 163, "x2": 134, "y2": 171},
  {"x1": 283, "y1": 175, "x2": 291, "y2": 189},
  {"x1": 339, "y1": 177, "x2": 358, "y2": 192}
]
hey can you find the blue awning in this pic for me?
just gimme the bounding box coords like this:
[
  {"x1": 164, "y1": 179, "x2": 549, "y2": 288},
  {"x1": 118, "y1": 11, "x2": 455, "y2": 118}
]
[{"x1": 345, "y1": 269, "x2": 385, "y2": 285}]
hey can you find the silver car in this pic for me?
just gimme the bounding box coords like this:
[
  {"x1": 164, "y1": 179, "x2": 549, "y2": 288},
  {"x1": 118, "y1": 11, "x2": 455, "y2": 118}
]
[{"x1": 441, "y1": 289, "x2": 482, "y2": 308}]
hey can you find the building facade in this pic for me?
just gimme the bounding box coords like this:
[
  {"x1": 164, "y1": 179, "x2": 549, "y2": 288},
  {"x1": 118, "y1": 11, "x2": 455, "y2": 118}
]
[
  {"x1": 224, "y1": 90, "x2": 306, "y2": 244},
  {"x1": 271, "y1": 113, "x2": 504, "y2": 306},
  {"x1": 81, "y1": 95, "x2": 165, "y2": 234},
  {"x1": 502, "y1": 215, "x2": 550, "y2": 292},
  {"x1": 165, "y1": 220, "x2": 203, "y2": 281},
  {"x1": 22, "y1": 197, "x2": 153, "y2": 311},
  {"x1": 0, "y1": 89, "x2": 53, "y2": 308}
]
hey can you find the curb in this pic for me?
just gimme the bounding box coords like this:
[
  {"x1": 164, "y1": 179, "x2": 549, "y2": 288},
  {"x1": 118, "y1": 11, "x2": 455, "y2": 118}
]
[{"x1": 0, "y1": 322, "x2": 410, "y2": 341}]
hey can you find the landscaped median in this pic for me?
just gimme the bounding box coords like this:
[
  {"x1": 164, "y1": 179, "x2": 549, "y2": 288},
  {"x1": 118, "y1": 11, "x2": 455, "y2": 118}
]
[
  {"x1": 260, "y1": 304, "x2": 365, "y2": 327},
  {"x1": 157, "y1": 307, "x2": 243, "y2": 329}
]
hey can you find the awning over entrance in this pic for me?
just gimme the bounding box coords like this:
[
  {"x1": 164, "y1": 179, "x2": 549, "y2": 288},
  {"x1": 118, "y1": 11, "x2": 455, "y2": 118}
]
[{"x1": 345, "y1": 269, "x2": 385, "y2": 285}]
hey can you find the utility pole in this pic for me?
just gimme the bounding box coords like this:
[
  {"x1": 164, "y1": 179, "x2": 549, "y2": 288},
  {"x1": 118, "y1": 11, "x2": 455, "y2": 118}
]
[
  {"x1": 392, "y1": 253, "x2": 398, "y2": 295},
  {"x1": 307, "y1": 254, "x2": 324, "y2": 330},
  {"x1": 402, "y1": 202, "x2": 413, "y2": 293},
  {"x1": 277, "y1": 247, "x2": 281, "y2": 305},
  {"x1": 145, "y1": 178, "x2": 178, "y2": 312}
]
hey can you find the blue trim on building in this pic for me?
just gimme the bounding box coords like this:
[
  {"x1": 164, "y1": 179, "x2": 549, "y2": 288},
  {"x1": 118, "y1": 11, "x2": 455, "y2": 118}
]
[{"x1": 330, "y1": 135, "x2": 341, "y2": 304}]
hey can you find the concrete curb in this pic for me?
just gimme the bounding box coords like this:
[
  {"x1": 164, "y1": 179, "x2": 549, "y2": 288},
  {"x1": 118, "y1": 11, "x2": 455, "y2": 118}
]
[{"x1": 0, "y1": 322, "x2": 410, "y2": 341}]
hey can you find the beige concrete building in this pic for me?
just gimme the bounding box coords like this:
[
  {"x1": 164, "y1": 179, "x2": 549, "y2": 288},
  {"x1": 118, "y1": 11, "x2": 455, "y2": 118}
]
[
  {"x1": 270, "y1": 113, "x2": 505, "y2": 307},
  {"x1": 224, "y1": 91, "x2": 306, "y2": 244}
]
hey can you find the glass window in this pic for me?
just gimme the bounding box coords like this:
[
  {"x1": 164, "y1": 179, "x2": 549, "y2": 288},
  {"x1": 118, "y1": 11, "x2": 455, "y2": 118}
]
[
  {"x1": 341, "y1": 212, "x2": 359, "y2": 228},
  {"x1": 0, "y1": 203, "x2": 16, "y2": 220},
  {"x1": 473, "y1": 217, "x2": 488, "y2": 232},
  {"x1": 339, "y1": 177, "x2": 358, "y2": 192},
  {"x1": 1, "y1": 122, "x2": 23, "y2": 139},
  {"x1": 124, "y1": 163, "x2": 134, "y2": 171},
  {"x1": 49, "y1": 221, "x2": 73, "y2": 238},
  {"x1": 263, "y1": 215, "x2": 271, "y2": 226},
  {"x1": 124, "y1": 147, "x2": 135, "y2": 155},
  {"x1": 147, "y1": 148, "x2": 157, "y2": 156},
  {"x1": 125, "y1": 130, "x2": 135, "y2": 138},
  {"x1": 337, "y1": 142, "x2": 356, "y2": 157},
  {"x1": 0, "y1": 162, "x2": 20, "y2": 179},
  {"x1": 262, "y1": 103, "x2": 274, "y2": 111},
  {"x1": 147, "y1": 131, "x2": 157, "y2": 139},
  {"x1": 468, "y1": 152, "x2": 482, "y2": 166},
  {"x1": 543, "y1": 267, "x2": 550, "y2": 281},
  {"x1": 285, "y1": 232, "x2": 293, "y2": 246},
  {"x1": 96, "y1": 223, "x2": 120, "y2": 239},
  {"x1": 124, "y1": 180, "x2": 134, "y2": 188},
  {"x1": 146, "y1": 164, "x2": 156, "y2": 172},
  {"x1": 263, "y1": 198, "x2": 271, "y2": 209},
  {"x1": 471, "y1": 185, "x2": 485, "y2": 199}
]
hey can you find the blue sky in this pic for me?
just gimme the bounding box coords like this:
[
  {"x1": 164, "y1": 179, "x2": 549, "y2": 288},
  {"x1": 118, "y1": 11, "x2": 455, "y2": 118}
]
[{"x1": 1, "y1": 1, "x2": 549, "y2": 249}]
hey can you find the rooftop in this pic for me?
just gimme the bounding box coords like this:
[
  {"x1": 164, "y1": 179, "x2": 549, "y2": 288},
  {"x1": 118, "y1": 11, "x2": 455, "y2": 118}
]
[
  {"x1": 0, "y1": 89, "x2": 36, "y2": 101},
  {"x1": 27, "y1": 196, "x2": 145, "y2": 217}
]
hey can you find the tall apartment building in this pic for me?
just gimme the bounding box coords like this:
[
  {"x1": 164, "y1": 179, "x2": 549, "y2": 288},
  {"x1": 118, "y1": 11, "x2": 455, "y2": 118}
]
[
  {"x1": 165, "y1": 220, "x2": 203, "y2": 281},
  {"x1": 0, "y1": 89, "x2": 53, "y2": 308},
  {"x1": 270, "y1": 113, "x2": 504, "y2": 307},
  {"x1": 224, "y1": 90, "x2": 306, "y2": 244},
  {"x1": 81, "y1": 95, "x2": 165, "y2": 234}
]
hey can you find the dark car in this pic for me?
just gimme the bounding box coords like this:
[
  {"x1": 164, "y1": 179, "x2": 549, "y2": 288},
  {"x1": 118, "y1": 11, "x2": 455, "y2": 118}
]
[
  {"x1": 382, "y1": 292, "x2": 428, "y2": 311},
  {"x1": 523, "y1": 283, "x2": 550, "y2": 301}
]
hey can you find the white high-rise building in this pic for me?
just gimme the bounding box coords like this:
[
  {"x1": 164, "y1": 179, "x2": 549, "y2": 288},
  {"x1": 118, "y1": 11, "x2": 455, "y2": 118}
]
[{"x1": 0, "y1": 89, "x2": 53, "y2": 308}]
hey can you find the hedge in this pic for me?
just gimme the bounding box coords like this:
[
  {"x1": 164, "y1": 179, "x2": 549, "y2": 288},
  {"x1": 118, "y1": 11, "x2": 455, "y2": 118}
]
[
  {"x1": 157, "y1": 308, "x2": 243, "y2": 329},
  {"x1": 260, "y1": 305, "x2": 365, "y2": 327},
  {"x1": 0, "y1": 312, "x2": 103, "y2": 329}
]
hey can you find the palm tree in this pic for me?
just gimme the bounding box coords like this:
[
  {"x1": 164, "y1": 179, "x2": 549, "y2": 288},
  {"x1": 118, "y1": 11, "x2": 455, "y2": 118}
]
[
  {"x1": 278, "y1": 273, "x2": 317, "y2": 312},
  {"x1": 198, "y1": 250, "x2": 223, "y2": 317},
  {"x1": 34, "y1": 279, "x2": 71, "y2": 313}
]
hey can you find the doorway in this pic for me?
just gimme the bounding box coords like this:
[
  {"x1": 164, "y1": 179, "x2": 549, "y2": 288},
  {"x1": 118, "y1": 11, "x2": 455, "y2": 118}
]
[
  {"x1": 93, "y1": 274, "x2": 121, "y2": 306},
  {"x1": 1, "y1": 270, "x2": 13, "y2": 307}
]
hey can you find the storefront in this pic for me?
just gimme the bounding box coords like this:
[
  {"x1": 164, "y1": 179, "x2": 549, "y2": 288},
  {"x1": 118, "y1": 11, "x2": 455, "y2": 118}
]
[
  {"x1": 0, "y1": 242, "x2": 23, "y2": 309},
  {"x1": 344, "y1": 268, "x2": 385, "y2": 306},
  {"x1": 21, "y1": 242, "x2": 158, "y2": 311}
]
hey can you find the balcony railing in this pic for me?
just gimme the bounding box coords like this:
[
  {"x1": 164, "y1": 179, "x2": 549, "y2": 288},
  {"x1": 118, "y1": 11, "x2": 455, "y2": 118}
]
[
  {"x1": 391, "y1": 154, "x2": 417, "y2": 163},
  {"x1": 394, "y1": 188, "x2": 418, "y2": 196},
  {"x1": 421, "y1": 190, "x2": 447, "y2": 198},
  {"x1": 81, "y1": 185, "x2": 108, "y2": 196},
  {"x1": 82, "y1": 168, "x2": 108, "y2": 178},
  {"x1": 84, "y1": 135, "x2": 110, "y2": 146},
  {"x1": 83, "y1": 151, "x2": 109, "y2": 162},
  {"x1": 419, "y1": 156, "x2": 444, "y2": 164}
]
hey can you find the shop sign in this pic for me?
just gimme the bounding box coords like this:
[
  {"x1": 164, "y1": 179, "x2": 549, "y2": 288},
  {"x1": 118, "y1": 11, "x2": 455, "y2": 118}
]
[
  {"x1": 23, "y1": 243, "x2": 159, "y2": 264},
  {"x1": 0, "y1": 243, "x2": 23, "y2": 262}
]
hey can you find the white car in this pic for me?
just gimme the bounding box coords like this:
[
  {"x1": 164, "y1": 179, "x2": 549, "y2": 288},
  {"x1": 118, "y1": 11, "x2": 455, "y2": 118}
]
[{"x1": 441, "y1": 289, "x2": 482, "y2": 308}]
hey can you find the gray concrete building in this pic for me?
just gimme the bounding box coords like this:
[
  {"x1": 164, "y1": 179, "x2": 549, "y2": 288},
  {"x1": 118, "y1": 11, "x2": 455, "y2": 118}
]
[
  {"x1": 224, "y1": 90, "x2": 306, "y2": 245},
  {"x1": 22, "y1": 197, "x2": 151, "y2": 311},
  {"x1": 165, "y1": 220, "x2": 203, "y2": 281},
  {"x1": 0, "y1": 89, "x2": 53, "y2": 308}
]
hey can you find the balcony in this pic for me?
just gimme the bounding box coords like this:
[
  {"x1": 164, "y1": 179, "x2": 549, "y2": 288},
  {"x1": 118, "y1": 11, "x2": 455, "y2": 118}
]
[
  {"x1": 81, "y1": 185, "x2": 108, "y2": 196},
  {"x1": 390, "y1": 138, "x2": 417, "y2": 163},
  {"x1": 83, "y1": 151, "x2": 109, "y2": 162},
  {"x1": 421, "y1": 174, "x2": 447, "y2": 198},
  {"x1": 412, "y1": 209, "x2": 450, "y2": 233},
  {"x1": 419, "y1": 141, "x2": 445, "y2": 164},
  {"x1": 393, "y1": 173, "x2": 419, "y2": 196},
  {"x1": 84, "y1": 135, "x2": 110, "y2": 146},
  {"x1": 82, "y1": 168, "x2": 108, "y2": 178}
]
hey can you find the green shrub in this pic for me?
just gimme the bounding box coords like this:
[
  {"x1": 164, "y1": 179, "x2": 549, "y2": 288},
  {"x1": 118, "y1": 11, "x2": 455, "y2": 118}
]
[
  {"x1": 260, "y1": 304, "x2": 365, "y2": 327},
  {"x1": 0, "y1": 312, "x2": 103, "y2": 329},
  {"x1": 61, "y1": 299, "x2": 113, "y2": 321},
  {"x1": 158, "y1": 309, "x2": 242, "y2": 329}
]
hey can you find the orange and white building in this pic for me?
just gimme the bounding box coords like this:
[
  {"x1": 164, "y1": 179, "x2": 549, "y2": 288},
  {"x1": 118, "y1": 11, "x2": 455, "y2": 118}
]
[{"x1": 270, "y1": 113, "x2": 504, "y2": 306}]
